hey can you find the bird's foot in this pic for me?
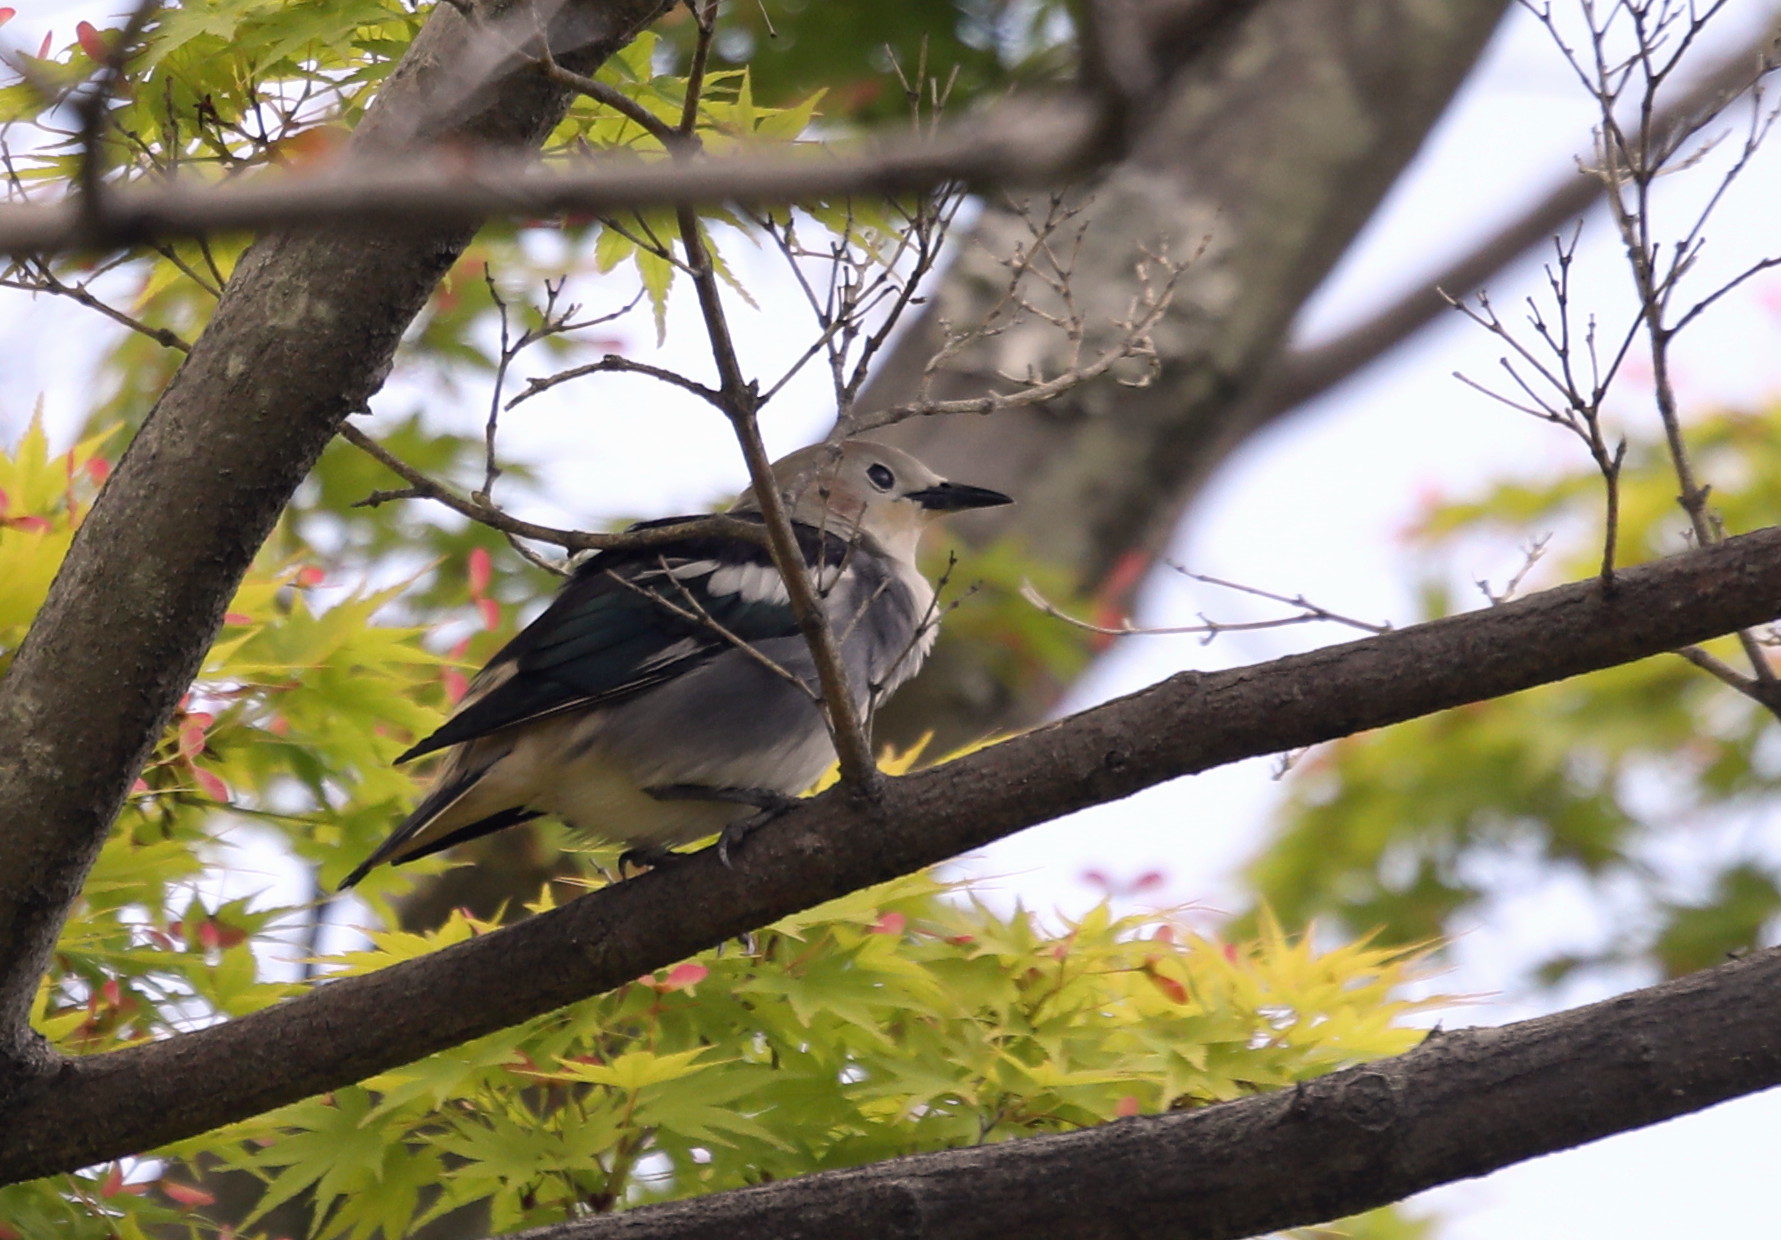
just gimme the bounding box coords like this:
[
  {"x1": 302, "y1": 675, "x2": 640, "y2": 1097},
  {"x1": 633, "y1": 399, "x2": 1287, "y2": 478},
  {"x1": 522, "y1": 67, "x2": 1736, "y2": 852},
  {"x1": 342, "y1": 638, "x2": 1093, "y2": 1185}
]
[
  {"x1": 644, "y1": 783, "x2": 800, "y2": 812},
  {"x1": 643, "y1": 784, "x2": 801, "y2": 869},
  {"x1": 716, "y1": 805, "x2": 790, "y2": 869},
  {"x1": 616, "y1": 844, "x2": 689, "y2": 878}
]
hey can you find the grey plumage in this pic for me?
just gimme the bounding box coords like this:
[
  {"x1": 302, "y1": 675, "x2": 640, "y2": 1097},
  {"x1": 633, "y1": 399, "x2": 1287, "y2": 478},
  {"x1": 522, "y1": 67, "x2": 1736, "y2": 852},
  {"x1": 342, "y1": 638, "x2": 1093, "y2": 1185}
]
[{"x1": 340, "y1": 441, "x2": 1011, "y2": 888}]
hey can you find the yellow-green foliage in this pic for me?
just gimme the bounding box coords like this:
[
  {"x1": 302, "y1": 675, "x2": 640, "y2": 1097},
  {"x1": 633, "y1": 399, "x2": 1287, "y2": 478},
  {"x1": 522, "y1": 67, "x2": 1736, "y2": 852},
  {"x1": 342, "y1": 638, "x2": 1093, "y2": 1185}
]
[
  {"x1": 185, "y1": 883, "x2": 1429, "y2": 1238},
  {"x1": 0, "y1": 422, "x2": 451, "y2": 1049}
]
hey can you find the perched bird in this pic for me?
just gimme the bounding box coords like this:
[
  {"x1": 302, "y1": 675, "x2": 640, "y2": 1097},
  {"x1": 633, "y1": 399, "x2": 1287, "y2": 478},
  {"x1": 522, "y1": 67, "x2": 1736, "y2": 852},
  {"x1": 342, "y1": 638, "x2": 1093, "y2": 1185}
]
[{"x1": 340, "y1": 441, "x2": 1011, "y2": 888}]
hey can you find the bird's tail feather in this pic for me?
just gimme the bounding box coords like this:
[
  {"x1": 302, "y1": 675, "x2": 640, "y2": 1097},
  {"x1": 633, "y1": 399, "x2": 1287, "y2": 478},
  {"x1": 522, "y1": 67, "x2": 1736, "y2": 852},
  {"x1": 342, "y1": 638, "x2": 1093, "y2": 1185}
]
[{"x1": 339, "y1": 771, "x2": 542, "y2": 889}]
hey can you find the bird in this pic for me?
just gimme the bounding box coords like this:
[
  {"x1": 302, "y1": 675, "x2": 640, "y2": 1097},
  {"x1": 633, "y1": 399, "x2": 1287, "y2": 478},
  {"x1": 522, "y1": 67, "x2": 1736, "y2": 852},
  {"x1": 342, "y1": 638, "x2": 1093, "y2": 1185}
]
[{"x1": 339, "y1": 440, "x2": 1011, "y2": 889}]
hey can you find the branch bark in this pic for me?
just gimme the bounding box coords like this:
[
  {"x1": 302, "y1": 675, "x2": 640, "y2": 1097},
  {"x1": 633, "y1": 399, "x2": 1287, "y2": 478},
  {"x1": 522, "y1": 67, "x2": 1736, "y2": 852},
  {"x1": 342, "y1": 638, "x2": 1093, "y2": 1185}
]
[
  {"x1": 0, "y1": 0, "x2": 674, "y2": 1077},
  {"x1": 0, "y1": 99, "x2": 1104, "y2": 257},
  {"x1": 5, "y1": 522, "x2": 1781, "y2": 1183},
  {"x1": 503, "y1": 943, "x2": 1781, "y2": 1240}
]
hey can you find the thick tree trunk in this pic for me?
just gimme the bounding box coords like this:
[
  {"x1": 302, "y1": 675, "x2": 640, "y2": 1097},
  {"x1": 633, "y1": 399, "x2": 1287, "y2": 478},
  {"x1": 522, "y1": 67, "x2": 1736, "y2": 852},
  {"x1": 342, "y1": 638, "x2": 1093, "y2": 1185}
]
[
  {"x1": 0, "y1": 0, "x2": 672, "y2": 1083},
  {"x1": 868, "y1": 0, "x2": 1514, "y2": 751}
]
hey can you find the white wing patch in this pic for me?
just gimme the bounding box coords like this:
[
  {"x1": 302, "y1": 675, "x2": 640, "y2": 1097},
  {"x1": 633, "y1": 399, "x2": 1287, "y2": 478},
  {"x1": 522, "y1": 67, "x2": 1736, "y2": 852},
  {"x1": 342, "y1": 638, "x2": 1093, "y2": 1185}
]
[
  {"x1": 454, "y1": 657, "x2": 517, "y2": 711},
  {"x1": 667, "y1": 559, "x2": 722, "y2": 580},
  {"x1": 910, "y1": 614, "x2": 939, "y2": 662},
  {"x1": 706, "y1": 562, "x2": 790, "y2": 606}
]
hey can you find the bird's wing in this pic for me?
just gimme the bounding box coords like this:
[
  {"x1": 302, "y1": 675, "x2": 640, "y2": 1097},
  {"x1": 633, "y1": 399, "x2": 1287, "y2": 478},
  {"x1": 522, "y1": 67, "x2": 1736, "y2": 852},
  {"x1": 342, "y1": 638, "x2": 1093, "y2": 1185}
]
[{"x1": 396, "y1": 515, "x2": 844, "y2": 762}]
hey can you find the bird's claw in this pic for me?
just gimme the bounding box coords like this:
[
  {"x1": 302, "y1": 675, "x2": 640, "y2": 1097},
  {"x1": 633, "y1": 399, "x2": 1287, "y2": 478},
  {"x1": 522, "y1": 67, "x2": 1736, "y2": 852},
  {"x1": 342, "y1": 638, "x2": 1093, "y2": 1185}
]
[
  {"x1": 641, "y1": 784, "x2": 801, "y2": 870},
  {"x1": 645, "y1": 783, "x2": 797, "y2": 811},
  {"x1": 716, "y1": 809, "x2": 771, "y2": 869},
  {"x1": 616, "y1": 845, "x2": 687, "y2": 878}
]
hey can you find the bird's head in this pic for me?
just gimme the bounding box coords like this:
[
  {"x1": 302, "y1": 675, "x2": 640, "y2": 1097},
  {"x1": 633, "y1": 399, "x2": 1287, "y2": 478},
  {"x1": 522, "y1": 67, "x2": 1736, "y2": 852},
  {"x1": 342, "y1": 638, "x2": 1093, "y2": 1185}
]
[{"x1": 734, "y1": 440, "x2": 1012, "y2": 562}]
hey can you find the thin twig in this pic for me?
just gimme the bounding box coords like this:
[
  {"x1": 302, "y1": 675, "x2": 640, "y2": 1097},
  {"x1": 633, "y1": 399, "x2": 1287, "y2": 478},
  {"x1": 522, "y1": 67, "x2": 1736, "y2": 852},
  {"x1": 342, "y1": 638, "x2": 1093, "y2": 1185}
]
[
  {"x1": 841, "y1": 239, "x2": 1183, "y2": 437},
  {"x1": 1498, "y1": 0, "x2": 1781, "y2": 707},
  {"x1": 670, "y1": 2, "x2": 881, "y2": 793},
  {"x1": 606, "y1": 565, "x2": 817, "y2": 700},
  {"x1": 147, "y1": 242, "x2": 222, "y2": 299},
  {"x1": 1, "y1": 262, "x2": 191, "y2": 352},
  {"x1": 1673, "y1": 643, "x2": 1757, "y2": 691},
  {"x1": 1020, "y1": 572, "x2": 1391, "y2": 647},
  {"x1": 508, "y1": 352, "x2": 719, "y2": 412},
  {"x1": 535, "y1": 47, "x2": 686, "y2": 150},
  {"x1": 337, "y1": 420, "x2": 765, "y2": 555},
  {"x1": 470, "y1": 273, "x2": 636, "y2": 503},
  {"x1": 1475, "y1": 535, "x2": 1553, "y2": 606}
]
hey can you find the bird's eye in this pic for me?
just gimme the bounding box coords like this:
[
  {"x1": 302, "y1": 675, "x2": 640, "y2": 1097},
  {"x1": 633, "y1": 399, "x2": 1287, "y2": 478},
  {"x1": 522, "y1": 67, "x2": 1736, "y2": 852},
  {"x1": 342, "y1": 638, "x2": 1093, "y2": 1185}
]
[{"x1": 866, "y1": 463, "x2": 895, "y2": 491}]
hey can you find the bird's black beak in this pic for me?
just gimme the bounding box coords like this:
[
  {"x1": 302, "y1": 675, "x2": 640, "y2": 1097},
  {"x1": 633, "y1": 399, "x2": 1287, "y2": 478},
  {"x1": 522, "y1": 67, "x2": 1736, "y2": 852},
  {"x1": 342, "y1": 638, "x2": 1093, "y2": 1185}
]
[{"x1": 905, "y1": 481, "x2": 1013, "y2": 512}]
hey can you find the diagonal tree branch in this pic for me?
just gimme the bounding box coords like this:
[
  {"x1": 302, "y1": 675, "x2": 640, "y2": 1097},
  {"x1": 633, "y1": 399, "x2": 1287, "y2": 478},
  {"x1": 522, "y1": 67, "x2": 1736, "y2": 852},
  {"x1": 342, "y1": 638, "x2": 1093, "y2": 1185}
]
[
  {"x1": 338, "y1": 420, "x2": 770, "y2": 554},
  {"x1": 4, "y1": 522, "x2": 1781, "y2": 1183},
  {"x1": 503, "y1": 942, "x2": 1781, "y2": 1240},
  {"x1": 0, "y1": 4, "x2": 1263, "y2": 258}
]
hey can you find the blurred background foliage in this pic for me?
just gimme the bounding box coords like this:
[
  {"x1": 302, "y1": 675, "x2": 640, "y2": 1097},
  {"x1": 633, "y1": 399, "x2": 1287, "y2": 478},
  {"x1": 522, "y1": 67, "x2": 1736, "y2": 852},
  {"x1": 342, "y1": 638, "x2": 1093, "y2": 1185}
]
[{"x1": 1245, "y1": 406, "x2": 1781, "y2": 985}]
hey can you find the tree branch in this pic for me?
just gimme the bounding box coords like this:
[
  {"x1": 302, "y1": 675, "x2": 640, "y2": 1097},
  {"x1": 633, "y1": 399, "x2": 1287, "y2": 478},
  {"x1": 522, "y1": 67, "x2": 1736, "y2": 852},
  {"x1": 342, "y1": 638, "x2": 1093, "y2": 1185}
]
[
  {"x1": 0, "y1": 1, "x2": 1270, "y2": 259},
  {"x1": 504, "y1": 943, "x2": 1781, "y2": 1240},
  {"x1": 5, "y1": 522, "x2": 1781, "y2": 1182},
  {"x1": 0, "y1": 95, "x2": 1104, "y2": 258}
]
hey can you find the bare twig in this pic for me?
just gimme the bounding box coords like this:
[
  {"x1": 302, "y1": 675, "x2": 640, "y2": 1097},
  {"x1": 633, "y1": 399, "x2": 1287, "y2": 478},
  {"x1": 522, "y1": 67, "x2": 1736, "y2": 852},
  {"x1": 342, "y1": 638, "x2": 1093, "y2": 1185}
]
[
  {"x1": 337, "y1": 420, "x2": 766, "y2": 555},
  {"x1": 1512, "y1": 0, "x2": 1781, "y2": 704},
  {"x1": 1020, "y1": 570, "x2": 1391, "y2": 647},
  {"x1": 1475, "y1": 535, "x2": 1554, "y2": 606},
  {"x1": 678, "y1": 0, "x2": 717, "y2": 138},
  {"x1": 509, "y1": 351, "x2": 718, "y2": 412},
  {"x1": 840, "y1": 237, "x2": 1186, "y2": 438},
  {"x1": 534, "y1": 45, "x2": 686, "y2": 150},
  {"x1": 473, "y1": 273, "x2": 642, "y2": 504},
  {"x1": 504, "y1": 532, "x2": 571, "y2": 577},
  {"x1": 1165, "y1": 564, "x2": 1394, "y2": 634},
  {"x1": 1445, "y1": 234, "x2": 1629, "y2": 588},
  {"x1": 146, "y1": 241, "x2": 223, "y2": 299},
  {"x1": 0, "y1": 261, "x2": 191, "y2": 352},
  {"x1": 481, "y1": 269, "x2": 518, "y2": 502},
  {"x1": 1673, "y1": 642, "x2": 1758, "y2": 690},
  {"x1": 606, "y1": 564, "x2": 817, "y2": 700}
]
